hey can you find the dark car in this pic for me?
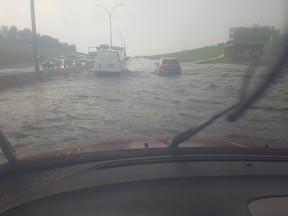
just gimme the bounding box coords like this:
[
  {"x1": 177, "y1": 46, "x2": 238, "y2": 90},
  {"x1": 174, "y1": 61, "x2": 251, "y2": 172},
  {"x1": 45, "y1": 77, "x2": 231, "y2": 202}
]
[
  {"x1": 64, "y1": 55, "x2": 77, "y2": 67},
  {"x1": 75, "y1": 56, "x2": 89, "y2": 66},
  {"x1": 88, "y1": 56, "x2": 95, "y2": 64},
  {"x1": 42, "y1": 57, "x2": 64, "y2": 69},
  {"x1": 155, "y1": 58, "x2": 182, "y2": 75}
]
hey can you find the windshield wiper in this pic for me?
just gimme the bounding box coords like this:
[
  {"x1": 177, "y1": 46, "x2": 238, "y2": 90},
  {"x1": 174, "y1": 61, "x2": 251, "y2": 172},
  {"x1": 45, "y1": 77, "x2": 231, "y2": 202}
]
[
  {"x1": 169, "y1": 104, "x2": 237, "y2": 148},
  {"x1": 226, "y1": 41, "x2": 288, "y2": 122},
  {"x1": 169, "y1": 39, "x2": 288, "y2": 149},
  {"x1": 0, "y1": 131, "x2": 18, "y2": 164}
]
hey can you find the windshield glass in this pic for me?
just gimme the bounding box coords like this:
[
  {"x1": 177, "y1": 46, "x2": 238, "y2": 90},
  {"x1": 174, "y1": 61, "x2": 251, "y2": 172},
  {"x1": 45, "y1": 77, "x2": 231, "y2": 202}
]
[
  {"x1": 0, "y1": 0, "x2": 287, "y2": 164},
  {"x1": 162, "y1": 59, "x2": 179, "y2": 64},
  {"x1": 45, "y1": 57, "x2": 56, "y2": 61},
  {"x1": 96, "y1": 52, "x2": 119, "y2": 60}
]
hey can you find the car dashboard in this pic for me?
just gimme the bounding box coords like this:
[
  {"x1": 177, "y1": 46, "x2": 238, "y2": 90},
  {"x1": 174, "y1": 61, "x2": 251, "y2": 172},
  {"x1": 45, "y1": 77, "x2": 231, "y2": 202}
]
[{"x1": 0, "y1": 152, "x2": 288, "y2": 216}]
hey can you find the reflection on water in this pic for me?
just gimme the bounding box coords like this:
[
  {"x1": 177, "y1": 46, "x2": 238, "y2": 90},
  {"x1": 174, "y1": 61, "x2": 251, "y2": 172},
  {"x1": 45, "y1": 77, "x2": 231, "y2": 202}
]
[{"x1": 0, "y1": 58, "x2": 287, "y2": 158}]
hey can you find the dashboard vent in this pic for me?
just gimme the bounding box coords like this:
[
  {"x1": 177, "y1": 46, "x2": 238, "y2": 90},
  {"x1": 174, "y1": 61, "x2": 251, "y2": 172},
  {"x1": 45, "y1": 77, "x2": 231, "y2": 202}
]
[{"x1": 0, "y1": 168, "x2": 67, "y2": 197}]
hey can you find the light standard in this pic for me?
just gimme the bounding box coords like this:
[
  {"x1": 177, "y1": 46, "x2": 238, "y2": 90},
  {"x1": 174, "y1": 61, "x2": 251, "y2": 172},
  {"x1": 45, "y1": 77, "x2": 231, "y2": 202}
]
[
  {"x1": 30, "y1": 0, "x2": 42, "y2": 82},
  {"x1": 95, "y1": 4, "x2": 125, "y2": 50},
  {"x1": 113, "y1": 27, "x2": 129, "y2": 48}
]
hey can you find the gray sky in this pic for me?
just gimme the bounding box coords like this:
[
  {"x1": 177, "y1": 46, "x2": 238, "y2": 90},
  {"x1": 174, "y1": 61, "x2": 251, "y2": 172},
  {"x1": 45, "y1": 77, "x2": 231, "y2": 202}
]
[{"x1": 0, "y1": 0, "x2": 287, "y2": 55}]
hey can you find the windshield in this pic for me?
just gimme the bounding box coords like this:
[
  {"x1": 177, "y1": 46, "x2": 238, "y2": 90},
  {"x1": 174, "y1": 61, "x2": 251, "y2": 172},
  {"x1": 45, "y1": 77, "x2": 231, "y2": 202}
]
[
  {"x1": 45, "y1": 57, "x2": 56, "y2": 61},
  {"x1": 0, "y1": 0, "x2": 287, "y2": 164},
  {"x1": 162, "y1": 59, "x2": 180, "y2": 64},
  {"x1": 96, "y1": 52, "x2": 119, "y2": 60}
]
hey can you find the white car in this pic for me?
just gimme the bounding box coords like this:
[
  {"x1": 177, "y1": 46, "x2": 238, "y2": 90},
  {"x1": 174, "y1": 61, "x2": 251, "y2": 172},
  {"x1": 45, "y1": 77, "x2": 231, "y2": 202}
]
[{"x1": 94, "y1": 51, "x2": 128, "y2": 76}]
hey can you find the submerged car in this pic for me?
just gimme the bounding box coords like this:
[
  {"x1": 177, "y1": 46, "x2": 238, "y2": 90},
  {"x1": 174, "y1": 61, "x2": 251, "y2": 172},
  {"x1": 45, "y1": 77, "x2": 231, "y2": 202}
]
[
  {"x1": 41, "y1": 57, "x2": 64, "y2": 69},
  {"x1": 155, "y1": 58, "x2": 182, "y2": 75},
  {"x1": 64, "y1": 55, "x2": 76, "y2": 67},
  {"x1": 56, "y1": 56, "x2": 65, "y2": 64},
  {"x1": 88, "y1": 56, "x2": 95, "y2": 64},
  {"x1": 75, "y1": 56, "x2": 89, "y2": 66}
]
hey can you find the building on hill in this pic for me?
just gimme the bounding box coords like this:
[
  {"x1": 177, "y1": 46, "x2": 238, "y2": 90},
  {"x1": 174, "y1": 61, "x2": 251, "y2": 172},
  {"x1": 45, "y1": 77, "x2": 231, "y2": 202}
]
[{"x1": 224, "y1": 26, "x2": 280, "y2": 60}]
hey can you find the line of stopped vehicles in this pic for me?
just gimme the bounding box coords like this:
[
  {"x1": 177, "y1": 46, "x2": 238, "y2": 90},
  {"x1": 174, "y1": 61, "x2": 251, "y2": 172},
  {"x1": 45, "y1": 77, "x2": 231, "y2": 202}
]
[
  {"x1": 41, "y1": 55, "x2": 95, "y2": 70},
  {"x1": 42, "y1": 52, "x2": 182, "y2": 77}
]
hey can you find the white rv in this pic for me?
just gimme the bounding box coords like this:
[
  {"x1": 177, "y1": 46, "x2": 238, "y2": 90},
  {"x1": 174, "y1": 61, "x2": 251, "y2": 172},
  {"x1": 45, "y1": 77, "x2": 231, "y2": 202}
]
[{"x1": 94, "y1": 51, "x2": 128, "y2": 76}]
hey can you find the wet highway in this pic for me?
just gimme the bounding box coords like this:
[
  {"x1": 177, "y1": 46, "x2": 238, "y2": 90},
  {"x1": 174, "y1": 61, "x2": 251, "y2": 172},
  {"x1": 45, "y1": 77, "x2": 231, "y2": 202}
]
[{"x1": 0, "y1": 58, "x2": 287, "y2": 159}]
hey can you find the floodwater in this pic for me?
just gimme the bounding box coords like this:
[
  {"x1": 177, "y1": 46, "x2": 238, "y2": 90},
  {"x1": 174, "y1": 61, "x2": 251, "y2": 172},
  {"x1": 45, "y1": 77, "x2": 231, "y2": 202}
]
[{"x1": 0, "y1": 58, "x2": 288, "y2": 160}]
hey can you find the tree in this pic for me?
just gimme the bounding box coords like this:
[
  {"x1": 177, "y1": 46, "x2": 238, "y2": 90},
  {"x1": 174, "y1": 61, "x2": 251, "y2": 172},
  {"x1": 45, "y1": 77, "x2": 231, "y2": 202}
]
[
  {"x1": 7, "y1": 26, "x2": 18, "y2": 39},
  {"x1": 0, "y1": 25, "x2": 9, "y2": 38},
  {"x1": 2, "y1": 25, "x2": 77, "y2": 52},
  {"x1": 61, "y1": 42, "x2": 69, "y2": 50},
  {"x1": 68, "y1": 44, "x2": 76, "y2": 51},
  {"x1": 38, "y1": 35, "x2": 60, "y2": 47},
  {"x1": 18, "y1": 28, "x2": 33, "y2": 42}
]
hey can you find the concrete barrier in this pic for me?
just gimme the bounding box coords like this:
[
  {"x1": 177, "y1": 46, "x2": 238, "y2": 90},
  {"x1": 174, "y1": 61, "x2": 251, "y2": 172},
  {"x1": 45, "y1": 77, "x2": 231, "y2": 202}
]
[{"x1": 0, "y1": 65, "x2": 94, "y2": 91}]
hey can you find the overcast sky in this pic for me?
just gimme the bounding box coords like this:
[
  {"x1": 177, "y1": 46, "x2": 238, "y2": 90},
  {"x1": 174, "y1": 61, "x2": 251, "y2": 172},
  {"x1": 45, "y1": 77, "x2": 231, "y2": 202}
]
[{"x1": 0, "y1": 0, "x2": 287, "y2": 55}]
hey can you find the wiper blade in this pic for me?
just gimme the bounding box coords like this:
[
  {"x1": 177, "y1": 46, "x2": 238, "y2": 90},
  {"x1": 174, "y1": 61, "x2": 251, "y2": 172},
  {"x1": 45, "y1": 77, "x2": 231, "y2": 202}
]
[
  {"x1": 169, "y1": 104, "x2": 237, "y2": 148},
  {"x1": 226, "y1": 41, "x2": 288, "y2": 122},
  {"x1": 169, "y1": 39, "x2": 288, "y2": 149},
  {"x1": 0, "y1": 131, "x2": 18, "y2": 164}
]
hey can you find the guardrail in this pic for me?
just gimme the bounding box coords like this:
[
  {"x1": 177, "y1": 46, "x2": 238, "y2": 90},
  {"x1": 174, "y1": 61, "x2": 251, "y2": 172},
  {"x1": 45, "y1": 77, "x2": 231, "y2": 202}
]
[
  {"x1": 0, "y1": 64, "x2": 94, "y2": 91},
  {"x1": 0, "y1": 63, "x2": 34, "y2": 69}
]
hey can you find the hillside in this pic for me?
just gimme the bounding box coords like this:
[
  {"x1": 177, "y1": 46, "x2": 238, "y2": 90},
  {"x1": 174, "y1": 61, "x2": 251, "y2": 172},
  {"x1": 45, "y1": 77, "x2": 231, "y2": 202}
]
[
  {"x1": 0, "y1": 38, "x2": 76, "y2": 67},
  {"x1": 148, "y1": 45, "x2": 225, "y2": 62},
  {"x1": 147, "y1": 42, "x2": 287, "y2": 66}
]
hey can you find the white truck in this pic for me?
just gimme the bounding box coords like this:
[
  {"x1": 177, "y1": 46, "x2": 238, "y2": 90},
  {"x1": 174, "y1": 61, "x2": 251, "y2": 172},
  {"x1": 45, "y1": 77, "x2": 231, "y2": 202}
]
[{"x1": 94, "y1": 51, "x2": 128, "y2": 76}]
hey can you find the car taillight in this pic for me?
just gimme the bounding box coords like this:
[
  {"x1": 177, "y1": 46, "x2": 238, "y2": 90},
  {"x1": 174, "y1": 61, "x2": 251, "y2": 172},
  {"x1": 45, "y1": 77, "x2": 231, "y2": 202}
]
[{"x1": 160, "y1": 64, "x2": 165, "y2": 69}]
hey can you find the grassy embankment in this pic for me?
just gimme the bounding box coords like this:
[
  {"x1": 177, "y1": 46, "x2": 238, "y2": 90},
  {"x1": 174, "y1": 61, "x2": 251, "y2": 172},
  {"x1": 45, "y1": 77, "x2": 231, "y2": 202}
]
[
  {"x1": 148, "y1": 45, "x2": 225, "y2": 63},
  {"x1": 148, "y1": 42, "x2": 284, "y2": 66},
  {"x1": 199, "y1": 42, "x2": 280, "y2": 65},
  {"x1": 198, "y1": 57, "x2": 255, "y2": 65},
  {"x1": 148, "y1": 45, "x2": 256, "y2": 65},
  {"x1": 0, "y1": 38, "x2": 75, "y2": 67}
]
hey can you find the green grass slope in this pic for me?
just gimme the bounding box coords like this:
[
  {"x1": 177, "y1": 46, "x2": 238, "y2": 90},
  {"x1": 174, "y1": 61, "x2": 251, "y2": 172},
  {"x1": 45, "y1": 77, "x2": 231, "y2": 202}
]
[{"x1": 148, "y1": 45, "x2": 225, "y2": 62}]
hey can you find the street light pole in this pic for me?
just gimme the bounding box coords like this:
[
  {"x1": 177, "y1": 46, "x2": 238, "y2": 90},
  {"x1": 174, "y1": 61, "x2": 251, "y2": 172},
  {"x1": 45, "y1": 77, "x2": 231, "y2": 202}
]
[
  {"x1": 123, "y1": 38, "x2": 126, "y2": 56},
  {"x1": 95, "y1": 4, "x2": 125, "y2": 50},
  {"x1": 113, "y1": 27, "x2": 129, "y2": 49},
  {"x1": 120, "y1": 31, "x2": 123, "y2": 48},
  {"x1": 30, "y1": 0, "x2": 42, "y2": 82},
  {"x1": 109, "y1": 13, "x2": 112, "y2": 49},
  {"x1": 113, "y1": 28, "x2": 123, "y2": 48}
]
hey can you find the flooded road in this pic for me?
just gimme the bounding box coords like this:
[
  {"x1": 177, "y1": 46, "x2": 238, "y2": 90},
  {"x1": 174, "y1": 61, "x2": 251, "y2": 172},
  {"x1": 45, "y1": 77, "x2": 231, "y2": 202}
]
[{"x1": 0, "y1": 58, "x2": 287, "y2": 159}]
